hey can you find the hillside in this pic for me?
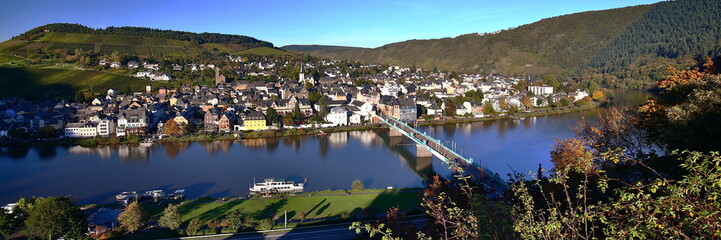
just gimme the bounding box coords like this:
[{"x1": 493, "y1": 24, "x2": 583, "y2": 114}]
[
  {"x1": 284, "y1": 0, "x2": 721, "y2": 79},
  {"x1": 0, "y1": 23, "x2": 275, "y2": 57},
  {"x1": 0, "y1": 67, "x2": 162, "y2": 99}
]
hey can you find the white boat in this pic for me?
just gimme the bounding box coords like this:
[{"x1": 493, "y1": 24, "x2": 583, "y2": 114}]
[
  {"x1": 171, "y1": 189, "x2": 186, "y2": 200},
  {"x1": 142, "y1": 190, "x2": 165, "y2": 198},
  {"x1": 115, "y1": 191, "x2": 139, "y2": 201},
  {"x1": 139, "y1": 140, "x2": 154, "y2": 147},
  {"x1": 249, "y1": 178, "x2": 305, "y2": 195}
]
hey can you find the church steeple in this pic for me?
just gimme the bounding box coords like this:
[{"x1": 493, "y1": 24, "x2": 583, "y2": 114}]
[{"x1": 299, "y1": 61, "x2": 305, "y2": 83}]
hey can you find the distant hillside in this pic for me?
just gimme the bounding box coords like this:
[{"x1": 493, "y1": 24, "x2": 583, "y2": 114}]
[
  {"x1": 235, "y1": 47, "x2": 297, "y2": 56},
  {"x1": 282, "y1": 45, "x2": 364, "y2": 52},
  {"x1": 0, "y1": 23, "x2": 275, "y2": 57},
  {"x1": 286, "y1": 0, "x2": 721, "y2": 78}
]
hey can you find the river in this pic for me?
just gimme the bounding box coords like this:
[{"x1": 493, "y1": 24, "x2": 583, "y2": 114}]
[{"x1": 0, "y1": 90, "x2": 648, "y2": 205}]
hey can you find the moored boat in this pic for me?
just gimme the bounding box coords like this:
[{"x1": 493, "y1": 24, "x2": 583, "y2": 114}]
[
  {"x1": 249, "y1": 178, "x2": 305, "y2": 195},
  {"x1": 115, "y1": 191, "x2": 139, "y2": 201},
  {"x1": 142, "y1": 190, "x2": 165, "y2": 198}
]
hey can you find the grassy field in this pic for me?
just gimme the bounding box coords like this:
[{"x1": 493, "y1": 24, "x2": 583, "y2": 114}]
[
  {"x1": 24, "y1": 32, "x2": 262, "y2": 57},
  {"x1": 0, "y1": 54, "x2": 25, "y2": 67},
  {"x1": 35, "y1": 32, "x2": 191, "y2": 56},
  {"x1": 148, "y1": 190, "x2": 422, "y2": 225},
  {"x1": 0, "y1": 67, "x2": 161, "y2": 98}
]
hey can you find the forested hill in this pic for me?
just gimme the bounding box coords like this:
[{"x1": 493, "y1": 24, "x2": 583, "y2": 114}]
[
  {"x1": 284, "y1": 0, "x2": 721, "y2": 83},
  {"x1": 1, "y1": 23, "x2": 274, "y2": 57},
  {"x1": 16, "y1": 23, "x2": 273, "y2": 47},
  {"x1": 591, "y1": 0, "x2": 721, "y2": 72}
]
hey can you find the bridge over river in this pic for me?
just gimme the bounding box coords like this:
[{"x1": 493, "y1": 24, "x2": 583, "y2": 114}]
[{"x1": 373, "y1": 113, "x2": 511, "y2": 194}]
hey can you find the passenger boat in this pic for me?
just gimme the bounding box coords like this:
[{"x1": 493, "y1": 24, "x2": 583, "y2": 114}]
[
  {"x1": 249, "y1": 178, "x2": 305, "y2": 195},
  {"x1": 115, "y1": 191, "x2": 139, "y2": 201}
]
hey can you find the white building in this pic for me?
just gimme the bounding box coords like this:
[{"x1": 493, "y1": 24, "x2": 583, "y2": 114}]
[
  {"x1": 135, "y1": 71, "x2": 171, "y2": 81},
  {"x1": 569, "y1": 90, "x2": 590, "y2": 102},
  {"x1": 349, "y1": 113, "x2": 362, "y2": 125},
  {"x1": 528, "y1": 85, "x2": 554, "y2": 96},
  {"x1": 117, "y1": 108, "x2": 147, "y2": 136},
  {"x1": 96, "y1": 119, "x2": 115, "y2": 136},
  {"x1": 325, "y1": 107, "x2": 349, "y2": 126},
  {"x1": 65, "y1": 122, "x2": 98, "y2": 138},
  {"x1": 380, "y1": 81, "x2": 400, "y2": 97}
]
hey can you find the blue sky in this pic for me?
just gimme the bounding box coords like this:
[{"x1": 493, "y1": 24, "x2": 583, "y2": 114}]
[{"x1": 0, "y1": 0, "x2": 659, "y2": 48}]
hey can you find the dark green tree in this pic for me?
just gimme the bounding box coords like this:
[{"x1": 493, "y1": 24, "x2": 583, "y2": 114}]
[
  {"x1": 223, "y1": 210, "x2": 245, "y2": 232},
  {"x1": 24, "y1": 197, "x2": 87, "y2": 240},
  {"x1": 292, "y1": 102, "x2": 302, "y2": 120},
  {"x1": 266, "y1": 107, "x2": 278, "y2": 126},
  {"x1": 317, "y1": 96, "x2": 329, "y2": 118},
  {"x1": 186, "y1": 218, "x2": 203, "y2": 236},
  {"x1": 158, "y1": 203, "x2": 181, "y2": 230},
  {"x1": 36, "y1": 126, "x2": 57, "y2": 138}
]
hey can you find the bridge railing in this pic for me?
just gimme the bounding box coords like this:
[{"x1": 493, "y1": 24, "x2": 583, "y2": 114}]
[
  {"x1": 379, "y1": 114, "x2": 473, "y2": 163},
  {"x1": 377, "y1": 114, "x2": 510, "y2": 191}
]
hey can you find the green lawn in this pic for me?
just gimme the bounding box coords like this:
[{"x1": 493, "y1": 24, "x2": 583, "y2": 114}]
[
  {"x1": 0, "y1": 67, "x2": 161, "y2": 98},
  {"x1": 155, "y1": 191, "x2": 422, "y2": 225}
]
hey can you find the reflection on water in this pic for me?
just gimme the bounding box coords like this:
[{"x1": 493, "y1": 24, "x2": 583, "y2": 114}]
[{"x1": 0, "y1": 90, "x2": 649, "y2": 205}]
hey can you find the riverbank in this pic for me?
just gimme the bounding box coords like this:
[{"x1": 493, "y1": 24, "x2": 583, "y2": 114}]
[
  {"x1": 0, "y1": 102, "x2": 601, "y2": 147},
  {"x1": 417, "y1": 102, "x2": 600, "y2": 126},
  {"x1": 105, "y1": 188, "x2": 423, "y2": 239}
]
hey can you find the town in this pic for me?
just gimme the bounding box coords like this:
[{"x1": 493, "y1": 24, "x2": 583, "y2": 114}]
[{"x1": 0, "y1": 56, "x2": 597, "y2": 141}]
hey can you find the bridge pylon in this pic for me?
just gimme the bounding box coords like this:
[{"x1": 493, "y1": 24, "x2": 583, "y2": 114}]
[
  {"x1": 417, "y1": 145, "x2": 433, "y2": 158},
  {"x1": 389, "y1": 128, "x2": 403, "y2": 137}
]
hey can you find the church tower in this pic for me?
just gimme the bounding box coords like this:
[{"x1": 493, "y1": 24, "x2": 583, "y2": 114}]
[
  {"x1": 214, "y1": 67, "x2": 226, "y2": 85},
  {"x1": 299, "y1": 62, "x2": 305, "y2": 83}
]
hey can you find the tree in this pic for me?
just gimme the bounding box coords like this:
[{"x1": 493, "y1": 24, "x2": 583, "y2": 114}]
[
  {"x1": 0, "y1": 209, "x2": 21, "y2": 239},
  {"x1": 282, "y1": 115, "x2": 294, "y2": 128},
  {"x1": 352, "y1": 179, "x2": 364, "y2": 191},
  {"x1": 266, "y1": 108, "x2": 278, "y2": 126},
  {"x1": 317, "y1": 96, "x2": 329, "y2": 118},
  {"x1": 186, "y1": 218, "x2": 203, "y2": 236},
  {"x1": 223, "y1": 210, "x2": 244, "y2": 232},
  {"x1": 464, "y1": 89, "x2": 484, "y2": 102},
  {"x1": 482, "y1": 104, "x2": 497, "y2": 115},
  {"x1": 8, "y1": 128, "x2": 29, "y2": 139},
  {"x1": 292, "y1": 102, "x2": 302, "y2": 120},
  {"x1": 158, "y1": 204, "x2": 181, "y2": 230},
  {"x1": 444, "y1": 102, "x2": 456, "y2": 117},
  {"x1": 24, "y1": 197, "x2": 87, "y2": 240},
  {"x1": 308, "y1": 92, "x2": 322, "y2": 103},
  {"x1": 542, "y1": 74, "x2": 560, "y2": 88},
  {"x1": 164, "y1": 119, "x2": 180, "y2": 135},
  {"x1": 549, "y1": 138, "x2": 594, "y2": 174},
  {"x1": 591, "y1": 91, "x2": 605, "y2": 100},
  {"x1": 118, "y1": 201, "x2": 148, "y2": 233},
  {"x1": 638, "y1": 59, "x2": 721, "y2": 152},
  {"x1": 74, "y1": 90, "x2": 86, "y2": 102},
  {"x1": 559, "y1": 98, "x2": 570, "y2": 107},
  {"x1": 258, "y1": 218, "x2": 274, "y2": 230},
  {"x1": 36, "y1": 126, "x2": 57, "y2": 138}
]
